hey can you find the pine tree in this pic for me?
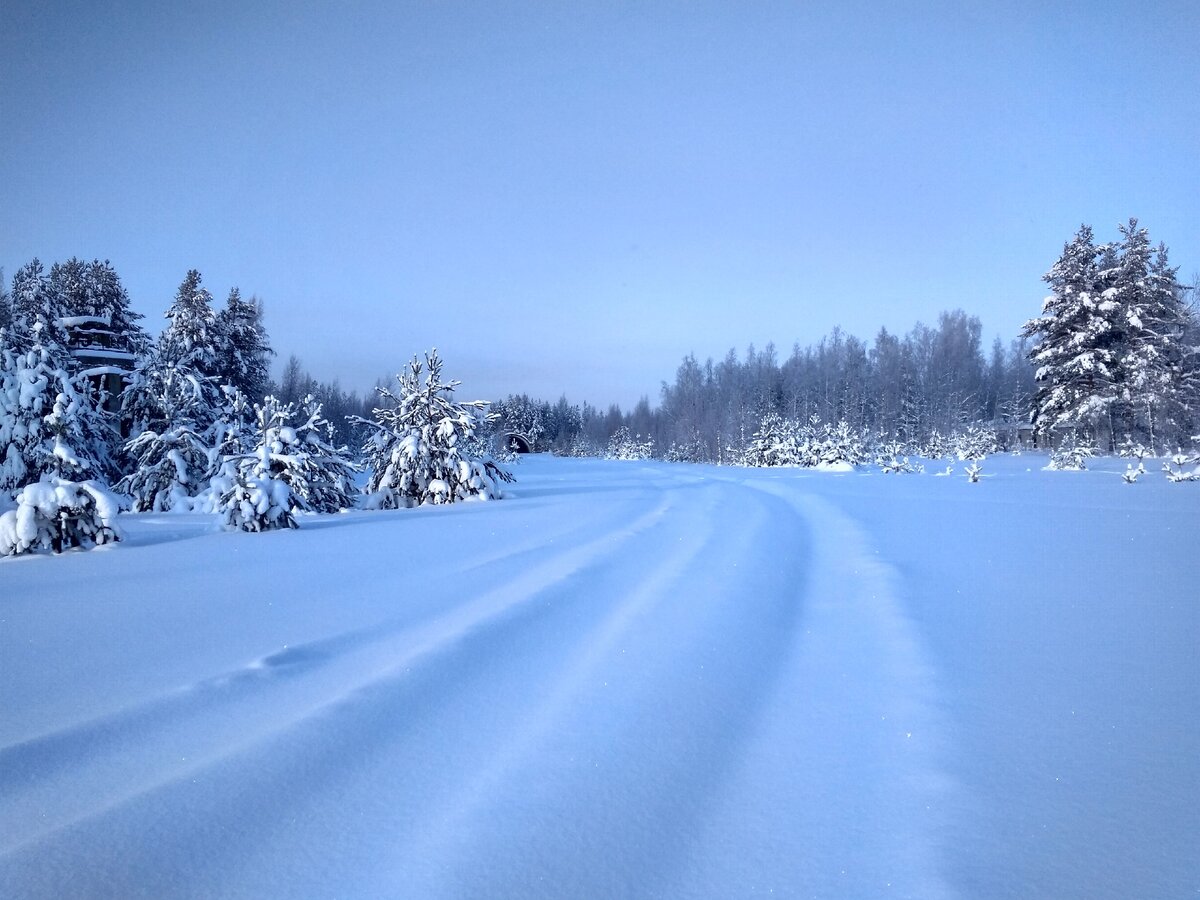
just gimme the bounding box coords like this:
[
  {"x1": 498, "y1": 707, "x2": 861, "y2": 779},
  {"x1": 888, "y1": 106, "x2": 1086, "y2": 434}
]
[
  {"x1": 1, "y1": 332, "x2": 113, "y2": 493},
  {"x1": 359, "y1": 350, "x2": 512, "y2": 508},
  {"x1": 1023, "y1": 225, "x2": 1122, "y2": 447},
  {"x1": 0, "y1": 269, "x2": 10, "y2": 331},
  {"x1": 222, "y1": 394, "x2": 359, "y2": 515},
  {"x1": 83, "y1": 259, "x2": 150, "y2": 355},
  {"x1": 8, "y1": 259, "x2": 68, "y2": 350},
  {"x1": 159, "y1": 270, "x2": 220, "y2": 378},
  {"x1": 116, "y1": 363, "x2": 219, "y2": 511},
  {"x1": 215, "y1": 288, "x2": 273, "y2": 400},
  {"x1": 1108, "y1": 220, "x2": 1193, "y2": 447}
]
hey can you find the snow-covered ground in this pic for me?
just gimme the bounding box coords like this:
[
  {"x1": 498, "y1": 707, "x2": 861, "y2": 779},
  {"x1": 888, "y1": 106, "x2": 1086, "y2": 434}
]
[{"x1": 1, "y1": 455, "x2": 1196, "y2": 898}]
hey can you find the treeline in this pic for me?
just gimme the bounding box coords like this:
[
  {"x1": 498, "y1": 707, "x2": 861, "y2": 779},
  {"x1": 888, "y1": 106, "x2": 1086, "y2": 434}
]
[
  {"x1": 495, "y1": 220, "x2": 1199, "y2": 460},
  {"x1": 494, "y1": 311, "x2": 1037, "y2": 463}
]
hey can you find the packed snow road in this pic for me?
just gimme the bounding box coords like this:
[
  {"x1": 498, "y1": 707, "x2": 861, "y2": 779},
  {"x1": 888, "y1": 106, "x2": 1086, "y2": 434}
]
[{"x1": 1, "y1": 456, "x2": 1197, "y2": 898}]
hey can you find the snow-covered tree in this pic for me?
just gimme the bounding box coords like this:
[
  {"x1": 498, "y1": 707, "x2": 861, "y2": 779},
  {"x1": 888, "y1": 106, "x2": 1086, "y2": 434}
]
[
  {"x1": 212, "y1": 397, "x2": 300, "y2": 532},
  {"x1": 7, "y1": 259, "x2": 68, "y2": 350},
  {"x1": 0, "y1": 269, "x2": 10, "y2": 331},
  {"x1": 159, "y1": 270, "x2": 221, "y2": 378},
  {"x1": 1046, "y1": 435, "x2": 1095, "y2": 471},
  {"x1": 214, "y1": 288, "x2": 273, "y2": 401},
  {"x1": 605, "y1": 426, "x2": 655, "y2": 461},
  {"x1": 1023, "y1": 225, "x2": 1123, "y2": 447},
  {"x1": 1, "y1": 332, "x2": 113, "y2": 493},
  {"x1": 1025, "y1": 221, "x2": 1196, "y2": 450},
  {"x1": 1107, "y1": 221, "x2": 1194, "y2": 446},
  {"x1": 359, "y1": 350, "x2": 513, "y2": 508},
  {"x1": 876, "y1": 442, "x2": 923, "y2": 474},
  {"x1": 116, "y1": 364, "x2": 219, "y2": 511},
  {"x1": 0, "y1": 478, "x2": 122, "y2": 556},
  {"x1": 221, "y1": 394, "x2": 359, "y2": 515}
]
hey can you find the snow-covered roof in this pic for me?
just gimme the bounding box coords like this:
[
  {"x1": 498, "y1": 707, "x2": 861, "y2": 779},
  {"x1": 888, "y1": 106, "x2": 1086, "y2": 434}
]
[
  {"x1": 76, "y1": 365, "x2": 132, "y2": 378},
  {"x1": 58, "y1": 314, "x2": 113, "y2": 328}
]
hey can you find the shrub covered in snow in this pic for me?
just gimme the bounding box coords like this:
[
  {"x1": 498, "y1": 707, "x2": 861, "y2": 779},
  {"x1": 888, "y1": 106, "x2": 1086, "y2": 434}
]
[
  {"x1": 951, "y1": 425, "x2": 999, "y2": 461},
  {"x1": 742, "y1": 415, "x2": 868, "y2": 469},
  {"x1": 605, "y1": 426, "x2": 655, "y2": 461},
  {"x1": 118, "y1": 423, "x2": 215, "y2": 512},
  {"x1": 1162, "y1": 451, "x2": 1199, "y2": 483},
  {"x1": 1047, "y1": 437, "x2": 1095, "y2": 471},
  {"x1": 663, "y1": 436, "x2": 709, "y2": 464},
  {"x1": 558, "y1": 434, "x2": 603, "y2": 458},
  {"x1": 876, "y1": 442, "x2": 923, "y2": 474},
  {"x1": 358, "y1": 350, "x2": 513, "y2": 508},
  {"x1": 248, "y1": 395, "x2": 359, "y2": 514},
  {"x1": 216, "y1": 468, "x2": 297, "y2": 532},
  {"x1": 0, "y1": 478, "x2": 122, "y2": 556}
]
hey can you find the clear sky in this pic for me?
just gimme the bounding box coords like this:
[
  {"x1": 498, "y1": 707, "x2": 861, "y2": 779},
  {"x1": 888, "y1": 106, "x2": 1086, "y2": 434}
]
[{"x1": 3, "y1": 1, "x2": 1197, "y2": 409}]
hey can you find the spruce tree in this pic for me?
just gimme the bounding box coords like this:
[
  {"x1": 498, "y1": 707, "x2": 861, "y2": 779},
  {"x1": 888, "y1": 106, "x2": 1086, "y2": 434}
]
[
  {"x1": 1109, "y1": 220, "x2": 1192, "y2": 446},
  {"x1": 0, "y1": 269, "x2": 10, "y2": 331},
  {"x1": 8, "y1": 259, "x2": 68, "y2": 350},
  {"x1": 159, "y1": 270, "x2": 220, "y2": 378},
  {"x1": 0, "y1": 332, "x2": 113, "y2": 493},
  {"x1": 215, "y1": 288, "x2": 273, "y2": 400},
  {"x1": 1023, "y1": 225, "x2": 1122, "y2": 447},
  {"x1": 116, "y1": 364, "x2": 218, "y2": 511},
  {"x1": 360, "y1": 350, "x2": 512, "y2": 508}
]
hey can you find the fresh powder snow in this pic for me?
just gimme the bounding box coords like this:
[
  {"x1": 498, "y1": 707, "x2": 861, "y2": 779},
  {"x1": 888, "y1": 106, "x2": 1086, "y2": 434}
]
[{"x1": 1, "y1": 455, "x2": 1196, "y2": 898}]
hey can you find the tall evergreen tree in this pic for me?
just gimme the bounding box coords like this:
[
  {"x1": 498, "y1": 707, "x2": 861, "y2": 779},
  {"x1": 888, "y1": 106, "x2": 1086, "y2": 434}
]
[
  {"x1": 215, "y1": 288, "x2": 273, "y2": 400},
  {"x1": 8, "y1": 259, "x2": 68, "y2": 350},
  {"x1": 159, "y1": 270, "x2": 220, "y2": 377},
  {"x1": 0, "y1": 268, "x2": 9, "y2": 331},
  {"x1": 1023, "y1": 225, "x2": 1122, "y2": 446},
  {"x1": 1108, "y1": 220, "x2": 1193, "y2": 446},
  {"x1": 1, "y1": 333, "x2": 113, "y2": 492}
]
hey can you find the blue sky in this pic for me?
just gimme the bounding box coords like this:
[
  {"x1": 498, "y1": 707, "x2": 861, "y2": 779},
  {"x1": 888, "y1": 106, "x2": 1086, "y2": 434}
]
[{"x1": 2, "y1": 1, "x2": 1197, "y2": 409}]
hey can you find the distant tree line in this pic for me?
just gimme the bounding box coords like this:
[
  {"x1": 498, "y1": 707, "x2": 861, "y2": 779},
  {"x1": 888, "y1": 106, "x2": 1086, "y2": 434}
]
[
  {"x1": 494, "y1": 220, "x2": 1197, "y2": 462},
  {"x1": 492, "y1": 312, "x2": 1036, "y2": 464}
]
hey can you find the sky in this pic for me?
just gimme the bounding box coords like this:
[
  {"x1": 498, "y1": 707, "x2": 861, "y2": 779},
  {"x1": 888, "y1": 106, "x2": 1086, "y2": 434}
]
[{"x1": 2, "y1": 1, "x2": 1198, "y2": 410}]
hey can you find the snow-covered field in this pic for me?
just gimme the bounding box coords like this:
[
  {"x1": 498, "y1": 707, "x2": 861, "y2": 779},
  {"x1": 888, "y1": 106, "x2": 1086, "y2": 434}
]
[{"x1": 1, "y1": 455, "x2": 1197, "y2": 899}]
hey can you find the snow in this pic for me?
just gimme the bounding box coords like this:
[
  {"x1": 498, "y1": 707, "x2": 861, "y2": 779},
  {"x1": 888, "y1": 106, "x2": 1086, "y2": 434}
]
[{"x1": 1, "y1": 455, "x2": 1197, "y2": 897}]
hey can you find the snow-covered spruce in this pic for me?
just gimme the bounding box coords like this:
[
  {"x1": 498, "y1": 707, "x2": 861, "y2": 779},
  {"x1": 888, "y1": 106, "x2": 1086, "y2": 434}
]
[
  {"x1": 0, "y1": 478, "x2": 122, "y2": 556},
  {"x1": 1, "y1": 331, "x2": 113, "y2": 493},
  {"x1": 1046, "y1": 437, "x2": 1095, "y2": 471},
  {"x1": 951, "y1": 425, "x2": 998, "y2": 461},
  {"x1": 876, "y1": 442, "x2": 923, "y2": 474},
  {"x1": 1023, "y1": 220, "x2": 1193, "y2": 450},
  {"x1": 743, "y1": 414, "x2": 868, "y2": 469},
  {"x1": 211, "y1": 394, "x2": 360, "y2": 529},
  {"x1": 605, "y1": 426, "x2": 655, "y2": 461},
  {"x1": 358, "y1": 350, "x2": 513, "y2": 508},
  {"x1": 212, "y1": 400, "x2": 295, "y2": 532},
  {"x1": 1162, "y1": 452, "x2": 1199, "y2": 483},
  {"x1": 215, "y1": 468, "x2": 296, "y2": 532},
  {"x1": 116, "y1": 366, "x2": 222, "y2": 511}
]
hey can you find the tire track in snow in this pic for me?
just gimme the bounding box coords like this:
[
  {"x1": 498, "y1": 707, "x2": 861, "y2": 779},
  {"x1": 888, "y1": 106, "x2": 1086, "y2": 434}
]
[
  {"x1": 0, "y1": 476, "x2": 812, "y2": 899},
  {"x1": 0, "y1": 492, "x2": 676, "y2": 858},
  {"x1": 389, "y1": 479, "x2": 813, "y2": 899},
  {"x1": 673, "y1": 476, "x2": 957, "y2": 899}
]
